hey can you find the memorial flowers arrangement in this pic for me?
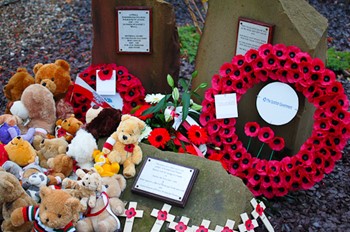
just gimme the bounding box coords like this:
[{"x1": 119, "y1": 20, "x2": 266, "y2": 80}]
[
  {"x1": 67, "y1": 63, "x2": 146, "y2": 122},
  {"x1": 132, "y1": 72, "x2": 209, "y2": 156},
  {"x1": 200, "y1": 43, "x2": 350, "y2": 198}
]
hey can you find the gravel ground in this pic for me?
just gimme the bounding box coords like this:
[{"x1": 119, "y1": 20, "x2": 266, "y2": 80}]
[{"x1": 0, "y1": 0, "x2": 349, "y2": 231}]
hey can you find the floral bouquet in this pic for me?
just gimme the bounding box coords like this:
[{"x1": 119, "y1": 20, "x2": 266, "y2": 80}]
[{"x1": 132, "y1": 72, "x2": 209, "y2": 156}]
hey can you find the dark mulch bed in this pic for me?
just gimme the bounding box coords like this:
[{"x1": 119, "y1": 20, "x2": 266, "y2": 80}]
[{"x1": 0, "y1": 0, "x2": 349, "y2": 231}]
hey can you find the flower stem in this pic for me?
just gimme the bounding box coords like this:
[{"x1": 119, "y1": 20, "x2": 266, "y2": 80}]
[
  {"x1": 256, "y1": 143, "x2": 265, "y2": 158},
  {"x1": 246, "y1": 137, "x2": 252, "y2": 152},
  {"x1": 269, "y1": 151, "x2": 274, "y2": 160}
]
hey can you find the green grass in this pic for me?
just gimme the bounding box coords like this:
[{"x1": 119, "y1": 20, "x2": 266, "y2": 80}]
[
  {"x1": 326, "y1": 48, "x2": 350, "y2": 72},
  {"x1": 178, "y1": 25, "x2": 201, "y2": 63}
]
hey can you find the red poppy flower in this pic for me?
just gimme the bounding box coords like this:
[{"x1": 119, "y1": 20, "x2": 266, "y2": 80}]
[
  {"x1": 286, "y1": 45, "x2": 301, "y2": 59},
  {"x1": 221, "y1": 226, "x2": 234, "y2": 232},
  {"x1": 324, "y1": 156, "x2": 336, "y2": 174},
  {"x1": 245, "y1": 219, "x2": 255, "y2": 231},
  {"x1": 268, "y1": 136, "x2": 285, "y2": 151},
  {"x1": 258, "y1": 127, "x2": 275, "y2": 143},
  {"x1": 196, "y1": 225, "x2": 208, "y2": 232},
  {"x1": 312, "y1": 58, "x2": 325, "y2": 72},
  {"x1": 115, "y1": 65, "x2": 129, "y2": 77},
  {"x1": 245, "y1": 49, "x2": 259, "y2": 63},
  {"x1": 157, "y1": 210, "x2": 168, "y2": 221},
  {"x1": 258, "y1": 43, "x2": 273, "y2": 58},
  {"x1": 219, "y1": 126, "x2": 236, "y2": 138},
  {"x1": 211, "y1": 74, "x2": 222, "y2": 90},
  {"x1": 293, "y1": 51, "x2": 312, "y2": 64},
  {"x1": 254, "y1": 69, "x2": 269, "y2": 82},
  {"x1": 222, "y1": 134, "x2": 238, "y2": 145},
  {"x1": 231, "y1": 54, "x2": 245, "y2": 67},
  {"x1": 266, "y1": 160, "x2": 280, "y2": 177},
  {"x1": 97, "y1": 68, "x2": 113, "y2": 80},
  {"x1": 204, "y1": 88, "x2": 218, "y2": 103},
  {"x1": 247, "y1": 169, "x2": 262, "y2": 186},
  {"x1": 273, "y1": 43, "x2": 288, "y2": 60},
  {"x1": 244, "y1": 122, "x2": 260, "y2": 137},
  {"x1": 148, "y1": 128, "x2": 171, "y2": 149},
  {"x1": 125, "y1": 207, "x2": 137, "y2": 219},
  {"x1": 299, "y1": 169, "x2": 315, "y2": 190},
  {"x1": 188, "y1": 125, "x2": 208, "y2": 145},
  {"x1": 232, "y1": 79, "x2": 248, "y2": 94},
  {"x1": 221, "y1": 76, "x2": 235, "y2": 93},
  {"x1": 251, "y1": 57, "x2": 265, "y2": 70},
  {"x1": 320, "y1": 69, "x2": 336, "y2": 86},
  {"x1": 199, "y1": 111, "x2": 215, "y2": 127},
  {"x1": 175, "y1": 222, "x2": 188, "y2": 232},
  {"x1": 325, "y1": 80, "x2": 344, "y2": 96},
  {"x1": 185, "y1": 144, "x2": 198, "y2": 156},
  {"x1": 208, "y1": 150, "x2": 224, "y2": 161},
  {"x1": 228, "y1": 161, "x2": 244, "y2": 176},
  {"x1": 220, "y1": 62, "x2": 235, "y2": 77},
  {"x1": 263, "y1": 53, "x2": 278, "y2": 69},
  {"x1": 206, "y1": 121, "x2": 221, "y2": 135}
]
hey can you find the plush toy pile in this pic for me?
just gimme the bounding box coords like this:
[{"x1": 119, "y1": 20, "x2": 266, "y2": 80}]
[{"x1": 0, "y1": 60, "x2": 145, "y2": 231}]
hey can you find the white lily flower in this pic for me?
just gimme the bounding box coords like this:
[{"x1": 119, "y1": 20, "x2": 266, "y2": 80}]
[{"x1": 145, "y1": 93, "x2": 165, "y2": 104}]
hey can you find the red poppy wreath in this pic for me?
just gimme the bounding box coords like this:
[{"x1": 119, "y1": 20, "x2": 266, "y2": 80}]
[
  {"x1": 66, "y1": 64, "x2": 146, "y2": 122},
  {"x1": 200, "y1": 43, "x2": 350, "y2": 198}
]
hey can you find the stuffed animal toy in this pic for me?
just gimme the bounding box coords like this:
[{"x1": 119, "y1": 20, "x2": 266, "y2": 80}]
[
  {"x1": 92, "y1": 149, "x2": 120, "y2": 177},
  {"x1": 66, "y1": 129, "x2": 97, "y2": 169},
  {"x1": 55, "y1": 98, "x2": 75, "y2": 121},
  {"x1": 62, "y1": 168, "x2": 102, "y2": 209},
  {"x1": 12, "y1": 84, "x2": 56, "y2": 135},
  {"x1": 36, "y1": 137, "x2": 68, "y2": 168},
  {"x1": 55, "y1": 114, "x2": 83, "y2": 142},
  {"x1": 46, "y1": 154, "x2": 74, "y2": 186},
  {"x1": 76, "y1": 174, "x2": 126, "y2": 232},
  {"x1": 22, "y1": 172, "x2": 49, "y2": 203},
  {"x1": 9, "y1": 100, "x2": 30, "y2": 125},
  {"x1": 0, "y1": 114, "x2": 23, "y2": 127},
  {"x1": 102, "y1": 114, "x2": 146, "y2": 178},
  {"x1": 33, "y1": 59, "x2": 73, "y2": 100},
  {"x1": 0, "y1": 123, "x2": 35, "y2": 144},
  {"x1": 85, "y1": 105, "x2": 103, "y2": 124},
  {"x1": 1, "y1": 159, "x2": 44, "y2": 181},
  {"x1": 10, "y1": 186, "x2": 80, "y2": 231},
  {"x1": 0, "y1": 168, "x2": 36, "y2": 232},
  {"x1": 85, "y1": 107, "x2": 122, "y2": 140},
  {"x1": 4, "y1": 136, "x2": 37, "y2": 167},
  {"x1": 2, "y1": 67, "x2": 35, "y2": 114}
]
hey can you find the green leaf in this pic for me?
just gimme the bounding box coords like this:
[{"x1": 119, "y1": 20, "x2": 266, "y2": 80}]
[
  {"x1": 142, "y1": 94, "x2": 171, "y2": 115},
  {"x1": 181, "y1": 92, "x2": 191, "y2": 122},
  {"x1": 179, "y1": 79, "x2": 189, "y2": 91},
  {"x1": 191, "y1": 70, "x2": 198, "y2": 78},
  {"x1": 167, "y1": 74, "x2": 175, "y2": 88}
]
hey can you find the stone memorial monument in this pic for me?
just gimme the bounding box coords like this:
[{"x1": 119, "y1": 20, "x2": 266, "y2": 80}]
[
  {"x1": 91, "y1": 0, "x2": 180, "y2": 94},
  {"x1": 194, "y1": 0, "x2": 328, "y2": 156}
]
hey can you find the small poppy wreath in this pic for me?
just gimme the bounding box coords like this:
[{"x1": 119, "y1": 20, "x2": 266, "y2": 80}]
[
  {"x1": 66, "y1": 64, "x2": 146, "y2": 122},
  {"x1": 200, "y1": 44, "x2": 350, "y2": 198}
]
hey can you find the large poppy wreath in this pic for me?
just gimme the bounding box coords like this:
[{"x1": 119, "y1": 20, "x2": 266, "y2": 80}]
[
  {"x1": 200, "y1": 44, "x2": 350, "y2": 198},
  {"x1": 66, "y1": 64, "x2": 146, "y2": 122}
]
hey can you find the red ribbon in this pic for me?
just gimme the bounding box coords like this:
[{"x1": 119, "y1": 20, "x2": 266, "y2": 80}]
[
  {"x1": 84, "y1": 192, "x2": 109, "y2": 217},
  {"x1": 176, "y1": 132, "x2": 204, "y2": 157}
]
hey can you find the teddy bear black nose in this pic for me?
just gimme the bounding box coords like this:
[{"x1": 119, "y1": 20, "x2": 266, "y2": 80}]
[
  {"x1": 123, "y1": 135, "x2": 127, "y2": 140},
  {"x1": 42, "y1": 82, "x2": 46, "y2": 86},
  {"x1": 46, "y1": 218, "x2": 49, "y2": 222},
  {"x1": 66, "y1": 146, "x2": 69, "y2": 152},
  {"x1": 16, "y1": 136, "x2": 21, "y2": 139}
]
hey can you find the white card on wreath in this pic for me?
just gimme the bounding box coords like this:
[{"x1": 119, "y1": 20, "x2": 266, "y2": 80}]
[
  {"x1": 215, "y1": 93, "x2": 238, "y2": 119},
  {"x1": 96, "y1": 70, "x2": 116, "y2": 95},
  {"x1": 102, "y1": 94, "x2": 123, "y2": 110}
]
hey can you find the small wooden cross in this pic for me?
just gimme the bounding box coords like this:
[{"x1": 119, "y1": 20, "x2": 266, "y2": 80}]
[
  {"x1": 250, "y1": 198, "x2": 274, "y2": 232},
  {"x1": 238, "y1": 213, "x2": 258, "y2": 232},
  {"x1": 191, "y1": 219, "x2": 214, "y2": 232},
  {"x1": 150, "y1": 203, "x2": 175, "y2": 232},
  {"x1": 169, "y1": 216, "x2": 191, "y2": 232},
  {"x1": 214, "y1": 219, "x2": 237, "y2": 232},
  {"x1": 120, "y1": 202, "x2": 144, "y2": 232}
]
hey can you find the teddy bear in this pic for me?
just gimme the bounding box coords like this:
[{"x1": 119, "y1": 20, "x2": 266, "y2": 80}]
[
  {"x1": 92, "y1": 149, "x2": 120, "y2": 177},
  {"x1": 2, "y1": 67, "x2": 35, "y2": 114},
  {"x1": 102, "y1": 114, "x2": 146, "y2": 178},
  {"x1": 22, "y1": 172, "x2": 49, "y2": 203},
  {"x1": 36, "y1": 137, "x2": 68, "y2": 168},
  {"x1": 33, "y1": 59, "x2": 72, "y2": 101},
  {"x1": 66, "y1": 129, "x2": 97, "y2": 169},
  {"x1": 11, "y1": 84, "x2": 56, "y2": 135},
  {"x1": 62, "y1": 168, "x2": 103, "y2": 209},
  {"x1": 0, "y1": 114, "x2": 23, "y2": 127},
  {"x1": 55, "y1": 114, "x2": 83, "y2": 142},
  {"x1": 85, "y1": 106, "x2": 122, "y2": 140},
  {"x1": 0, "y1": 168, "x2": 36, "y2": 232},
  {"x1": 46, "y1": 153, "x2": 75, "y2": 186},
  {"x1": 76, "y1": 174, "x2": 126, "y2": 232},
  {"x1": 4, "y1": 136, "x2": 37, "y2": 167},
  {"x1": 10, "y1": 186, "x2": 81, "y2": 231}
]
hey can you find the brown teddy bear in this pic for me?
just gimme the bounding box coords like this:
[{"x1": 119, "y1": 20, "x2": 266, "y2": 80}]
[
  {"x1": 4, "y1": 136, "x2": 37, "y2": 167},
  {"x1": 2, "y1": 67, "x2": 35, "y2": 114},
  {"x1": 85, "y1": 106, "x2": 122, "y2": 140},
  {"x1": 46, "y1": 154, "x2": 74, "y2": 186},
  {"x1": 102, "y1": 114, "x2": 146, "y2": 178},
  {"x1": 10, "y1": 186, "x2": 80, "y2": 231},
  {"x1": 62, "y1": 168, "x2": 103, "y2": 209},
  {"x1": 55, "y1": 114, "x2": 83, "y2": 142},
  {"x1": 11, "y1": 84, "x2": 56, "y2": 135},
  {"x1": 33, "y1": 59, "x2": 72, "y2": 100},
  {"x1": 0, "y1": 167, "x2": 36, "y2": 232},
  {"x1": 76, "y1": 174, "x2": 126, "y2": 232},
  {"x1": 36, "y1": 137, "x2": 69, "y2": 168}
]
